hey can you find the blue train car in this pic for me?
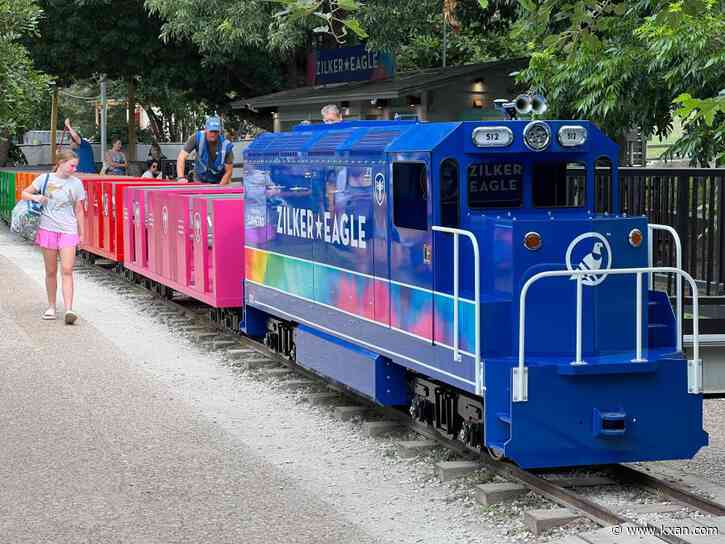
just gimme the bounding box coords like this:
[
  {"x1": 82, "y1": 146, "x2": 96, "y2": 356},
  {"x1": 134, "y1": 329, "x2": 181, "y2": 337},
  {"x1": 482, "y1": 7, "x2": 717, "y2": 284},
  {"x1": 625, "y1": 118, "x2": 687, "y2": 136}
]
[{"x1": 242, "y1": 118, "x2": 708, "y2": 469}]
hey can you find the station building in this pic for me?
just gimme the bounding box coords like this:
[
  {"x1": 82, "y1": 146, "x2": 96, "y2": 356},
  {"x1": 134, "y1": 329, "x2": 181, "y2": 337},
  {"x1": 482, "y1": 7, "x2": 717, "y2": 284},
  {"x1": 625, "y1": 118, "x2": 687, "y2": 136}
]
[{"x1": 233, "y1": 46, "x2": 527, "y2": 131}]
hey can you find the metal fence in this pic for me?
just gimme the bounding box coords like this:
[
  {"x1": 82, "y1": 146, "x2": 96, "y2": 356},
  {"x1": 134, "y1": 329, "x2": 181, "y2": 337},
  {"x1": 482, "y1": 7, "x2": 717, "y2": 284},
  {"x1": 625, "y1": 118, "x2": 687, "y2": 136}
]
[
  {"x1": 613, "y1": 168, "x2": 725, "y2": 334},
  {"x1": 618, "y1": 168, "x2": 725, "y2": 297}
]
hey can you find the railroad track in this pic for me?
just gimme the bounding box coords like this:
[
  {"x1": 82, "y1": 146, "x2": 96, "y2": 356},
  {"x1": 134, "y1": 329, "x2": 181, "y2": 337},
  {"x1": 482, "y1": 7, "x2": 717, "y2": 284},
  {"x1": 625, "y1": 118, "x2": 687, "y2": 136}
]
[{"x1": 77, "y1": 253, "x2": 725, "y2": 544}]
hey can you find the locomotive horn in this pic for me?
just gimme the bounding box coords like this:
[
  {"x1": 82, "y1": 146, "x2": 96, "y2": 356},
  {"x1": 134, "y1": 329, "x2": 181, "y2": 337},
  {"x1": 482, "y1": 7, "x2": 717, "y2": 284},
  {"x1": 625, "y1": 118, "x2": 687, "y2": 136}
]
[
  {"x1": 531, "y1": 94, "x2": 548, "y2": 115},
  {"x1": 514, "y1": 94, "x2": 533, "y2": 115}
]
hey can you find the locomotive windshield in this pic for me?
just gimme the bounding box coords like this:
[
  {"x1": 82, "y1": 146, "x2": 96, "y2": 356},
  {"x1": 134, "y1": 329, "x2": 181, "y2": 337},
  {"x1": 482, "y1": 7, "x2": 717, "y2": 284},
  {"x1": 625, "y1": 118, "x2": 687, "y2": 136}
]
[
  {"x1": 467, "y1": 160, "x2": 587, "y2": 209},
  {"x1": 467, "y1": 161, "x2": 523, "y2": 208},
  {"x1": 532, "y1": 161, "x2": 586, "y2": 208}
]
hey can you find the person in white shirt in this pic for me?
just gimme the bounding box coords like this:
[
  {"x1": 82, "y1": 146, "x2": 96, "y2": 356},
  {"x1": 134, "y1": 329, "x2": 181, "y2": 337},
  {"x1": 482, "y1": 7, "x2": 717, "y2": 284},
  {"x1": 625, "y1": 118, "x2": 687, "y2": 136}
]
[
  {"x1": 21, "y1": 149, "x2": 86, "y2": 324},
  {"x1": 142, "y1": 160, "x2": 161, "y2": 179}
]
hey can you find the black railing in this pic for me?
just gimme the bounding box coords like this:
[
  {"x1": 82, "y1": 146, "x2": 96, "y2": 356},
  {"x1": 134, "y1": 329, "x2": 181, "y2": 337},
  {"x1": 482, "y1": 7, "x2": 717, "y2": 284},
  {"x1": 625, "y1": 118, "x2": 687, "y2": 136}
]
[
  {"x1": 161, "y1": 159, "x2": 193, "y2": 180},
  {"x1": 614, "y1": 168, "x2": 725, "y2": 335},
  {"x1": 618, "y1": 168, "x2": 725, "y2": 297}
]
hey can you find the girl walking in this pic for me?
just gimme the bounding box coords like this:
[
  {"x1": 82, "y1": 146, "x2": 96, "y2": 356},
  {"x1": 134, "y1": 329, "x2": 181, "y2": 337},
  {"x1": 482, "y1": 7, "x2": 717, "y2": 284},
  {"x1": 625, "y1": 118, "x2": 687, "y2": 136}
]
[{"x1": 22, "y1": 149, "x2": 86, "y2": 324}]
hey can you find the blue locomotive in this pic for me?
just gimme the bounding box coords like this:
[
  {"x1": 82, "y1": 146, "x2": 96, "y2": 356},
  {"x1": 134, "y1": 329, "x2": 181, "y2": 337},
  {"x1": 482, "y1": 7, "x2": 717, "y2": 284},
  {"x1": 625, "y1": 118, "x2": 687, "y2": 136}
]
[{"x1": 241, "y1": 106, "x2": 707, "y2": 469}]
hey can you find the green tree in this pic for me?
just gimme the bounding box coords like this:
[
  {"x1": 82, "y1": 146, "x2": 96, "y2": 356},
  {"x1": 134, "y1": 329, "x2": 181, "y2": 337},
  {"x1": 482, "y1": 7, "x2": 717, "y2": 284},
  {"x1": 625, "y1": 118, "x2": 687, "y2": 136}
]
[
  {"x1": 0, "y1": 0, "x2": 50, "y2": 163},
  {"x1": 361, "y1": 0, "x2": 522, "y2": 71},
  {"x1": 148, "y1": 0, "x2": 521, "y2": 72},
  {"x1": 512, "y1": 0, "x2": 725, "y2": 165},
  {"x1": 25, "y1": 0, "x2": 283, "y2": 142}
]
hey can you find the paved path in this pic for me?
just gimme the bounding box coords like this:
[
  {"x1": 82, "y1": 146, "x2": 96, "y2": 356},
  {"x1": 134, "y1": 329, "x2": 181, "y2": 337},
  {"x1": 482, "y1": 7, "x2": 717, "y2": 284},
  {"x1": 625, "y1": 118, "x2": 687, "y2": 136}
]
[{"x1": 0, "y1": 254, "x2": 376, "y2": 544}]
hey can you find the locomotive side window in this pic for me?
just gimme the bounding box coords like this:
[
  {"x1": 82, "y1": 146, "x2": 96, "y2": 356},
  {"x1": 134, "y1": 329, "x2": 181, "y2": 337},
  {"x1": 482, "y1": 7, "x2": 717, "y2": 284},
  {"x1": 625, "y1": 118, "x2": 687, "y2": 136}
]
[
  {"x1": 468, "y1": 161, "x2": 523, "y2": 208},
  {"x1": 533, "y1": 162, "x2": 586, "y2": 208},
  {"x1": 393, "y1": 162, "x2": 428, "y2": 231},
  {"x1": 440, "y1": 159, "x2": 459, "y2": 228}
]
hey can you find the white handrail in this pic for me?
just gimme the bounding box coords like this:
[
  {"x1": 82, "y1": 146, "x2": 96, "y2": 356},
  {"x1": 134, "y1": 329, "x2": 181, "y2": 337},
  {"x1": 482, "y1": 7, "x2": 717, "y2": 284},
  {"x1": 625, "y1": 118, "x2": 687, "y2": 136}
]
[
  {"x1": 648, "y1": 224, "x2": 683, "y2": 351},
  {"x1": 514, "y1": 266, "x2": 701, "y2": 402},
  {"x1": 432, "y1": 226, "x2": 482, "y2": 396}
]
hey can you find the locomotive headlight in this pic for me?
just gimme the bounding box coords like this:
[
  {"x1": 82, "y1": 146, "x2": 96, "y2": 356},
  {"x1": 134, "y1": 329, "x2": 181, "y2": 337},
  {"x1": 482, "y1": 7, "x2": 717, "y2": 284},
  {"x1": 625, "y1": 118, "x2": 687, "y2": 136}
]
[
  {"x1": 558, "y1": 125, "x2": 588, "y2": 147},
  {"x1": 523, "y1": 231, "x2": 543, "y2": 251},
  {"x1": 628, "y1": 228, "x2": 643, "y2": 247},
  {"x1": 523, "y1": 121, "x2": 551, "y2": 151}
]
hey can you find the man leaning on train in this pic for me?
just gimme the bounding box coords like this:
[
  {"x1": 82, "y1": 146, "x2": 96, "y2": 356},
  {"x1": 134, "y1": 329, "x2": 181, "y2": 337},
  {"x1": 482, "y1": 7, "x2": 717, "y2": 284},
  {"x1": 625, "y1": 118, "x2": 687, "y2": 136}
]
[{"x1": 176, "y1": 116, "x2": 234, "y2": 185}]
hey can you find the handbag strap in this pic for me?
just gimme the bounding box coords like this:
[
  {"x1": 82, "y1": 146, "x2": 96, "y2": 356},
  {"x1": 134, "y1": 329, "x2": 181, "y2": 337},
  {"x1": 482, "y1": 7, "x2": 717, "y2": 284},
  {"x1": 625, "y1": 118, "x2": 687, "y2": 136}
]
[{"x1": 41, "y1": 173, "x2": 49, "y2": 196}]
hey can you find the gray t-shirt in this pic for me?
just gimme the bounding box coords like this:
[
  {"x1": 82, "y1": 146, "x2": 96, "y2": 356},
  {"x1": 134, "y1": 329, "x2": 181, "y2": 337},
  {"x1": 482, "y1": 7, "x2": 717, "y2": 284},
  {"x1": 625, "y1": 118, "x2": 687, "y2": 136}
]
[
  {"x1": 31, "y1": 174, "x2": 86, "y2": 234},
  {"x1": 183, "y1": 134, "x2": 234, "y2": 164}
]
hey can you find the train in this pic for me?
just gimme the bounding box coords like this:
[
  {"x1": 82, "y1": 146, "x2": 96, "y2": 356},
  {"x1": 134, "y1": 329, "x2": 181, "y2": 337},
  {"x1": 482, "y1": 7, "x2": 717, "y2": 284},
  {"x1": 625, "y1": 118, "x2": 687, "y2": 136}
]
[{"x1": 1, "y1": 113, "x2": 708, "y2": 469}]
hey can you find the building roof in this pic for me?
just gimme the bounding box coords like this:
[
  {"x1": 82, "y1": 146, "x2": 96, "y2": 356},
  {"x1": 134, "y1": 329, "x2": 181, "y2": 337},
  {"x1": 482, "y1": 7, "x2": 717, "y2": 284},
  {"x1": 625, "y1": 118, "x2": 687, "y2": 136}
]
[{"x1": 234, "y1": 58, "x2": 527, "y2": 111}]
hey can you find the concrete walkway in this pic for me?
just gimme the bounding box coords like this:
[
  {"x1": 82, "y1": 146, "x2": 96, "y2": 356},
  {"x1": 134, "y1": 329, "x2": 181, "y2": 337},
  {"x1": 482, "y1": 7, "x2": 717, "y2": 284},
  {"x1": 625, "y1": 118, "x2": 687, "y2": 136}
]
[{"x1": 0, "y1": 254, "x2": 375, "y2": 544}]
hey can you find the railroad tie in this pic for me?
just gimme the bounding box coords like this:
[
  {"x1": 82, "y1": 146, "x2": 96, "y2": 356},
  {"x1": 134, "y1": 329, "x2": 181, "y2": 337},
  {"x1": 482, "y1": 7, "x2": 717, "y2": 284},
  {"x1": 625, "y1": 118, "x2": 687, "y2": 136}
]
[
  {"x1": 524, "y1": 508, "x2": 580, "y2": 535},
  {"x1": 333, "y1": 406, "x2": 369, "y2": 421},
  {"x1": 475, "y1": 482, "x2": 528, "y2": 506},
  {"x1": 396, "y1": 440, "x2": 437, "y2": 458},
  {"x1": 362, "y1": 421, "x2": 403, "y2": 438},
  {"x1": 435, "y1": 460, "x2": 482, "y2": 483}
]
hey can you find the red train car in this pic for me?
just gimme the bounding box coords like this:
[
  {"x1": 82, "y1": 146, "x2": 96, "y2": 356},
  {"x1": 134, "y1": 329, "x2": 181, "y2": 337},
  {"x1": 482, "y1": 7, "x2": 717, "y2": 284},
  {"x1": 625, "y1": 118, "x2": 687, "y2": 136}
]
[
  {"x1": 77, "y1": 175, "x2": 150, "y2": 259},
  {"x1": 98, "y1": 179, "x2": 176, "y2": 262}
]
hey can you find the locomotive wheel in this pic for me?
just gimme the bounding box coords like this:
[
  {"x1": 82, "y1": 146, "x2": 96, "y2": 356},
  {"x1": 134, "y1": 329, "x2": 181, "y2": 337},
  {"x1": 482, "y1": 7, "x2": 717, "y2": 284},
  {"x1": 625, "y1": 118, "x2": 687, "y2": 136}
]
[{"x1": 487, "y1": 446, "x2": 505, "y2": 461}]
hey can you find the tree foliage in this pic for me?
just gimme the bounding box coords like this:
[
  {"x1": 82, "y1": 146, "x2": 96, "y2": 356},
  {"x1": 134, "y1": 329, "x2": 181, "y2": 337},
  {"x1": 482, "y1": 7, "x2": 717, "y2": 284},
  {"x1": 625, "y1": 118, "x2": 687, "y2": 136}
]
[
  {"x1": 361, "y1": 0, "x2": 521, "y2": 71},
  {"x1": 147, "y1": 0, "x2": 521, "y2": 72},
  {"x1": 0, "y1": 0, "x2": 50, "y2": 134},
  {"x1": 513, "y1": 0, "x2": 725, "y2": 165},
  {"x1": 24, "y1": 0, "x2": 283, "y2": 138}
]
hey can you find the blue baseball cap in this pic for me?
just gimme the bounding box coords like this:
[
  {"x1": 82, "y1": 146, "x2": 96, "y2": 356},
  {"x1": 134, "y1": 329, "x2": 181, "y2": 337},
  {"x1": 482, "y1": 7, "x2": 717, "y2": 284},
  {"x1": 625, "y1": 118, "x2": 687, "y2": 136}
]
[{"x1": 205, "y1": 116, "x2": 222, "y2": 132}]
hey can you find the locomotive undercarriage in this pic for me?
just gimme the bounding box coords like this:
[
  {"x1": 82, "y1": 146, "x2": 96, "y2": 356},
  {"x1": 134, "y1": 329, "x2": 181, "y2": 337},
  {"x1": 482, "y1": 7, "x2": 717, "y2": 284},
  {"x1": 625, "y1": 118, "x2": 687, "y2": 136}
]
[
  {"x1": 264, "y1": 318, "x2": 296, "y2": 359},
  {"x1": 259, "y1": 317, "x2": 486, "y2": 451},
  {"x1": 409, "y1": 376, "x2": 484, "y2": 451}
]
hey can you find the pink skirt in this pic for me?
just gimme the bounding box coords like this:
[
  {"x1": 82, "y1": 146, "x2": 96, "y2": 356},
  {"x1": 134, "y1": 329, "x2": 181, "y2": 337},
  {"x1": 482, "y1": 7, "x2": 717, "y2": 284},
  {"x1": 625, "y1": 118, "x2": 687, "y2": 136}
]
[{"x1": 36, "y1": 228, "x2": 80, "y2": 250}]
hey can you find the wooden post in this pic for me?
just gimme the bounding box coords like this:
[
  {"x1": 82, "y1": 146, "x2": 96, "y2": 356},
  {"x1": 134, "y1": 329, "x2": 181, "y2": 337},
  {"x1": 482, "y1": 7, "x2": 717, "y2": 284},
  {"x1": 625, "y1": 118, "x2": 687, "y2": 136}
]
[
  {"x1": 50, "y1": 87, "x2": 59, "y2": 163},
  {"x1": 127, "y1": 79, "x2": 137, "y2": 161},
  {"x1": 415, "y1": 92, "x2": 429, "y2": 122},
  {"x1": 272, "y1": 112, "x2": 281, "y2": 133}
]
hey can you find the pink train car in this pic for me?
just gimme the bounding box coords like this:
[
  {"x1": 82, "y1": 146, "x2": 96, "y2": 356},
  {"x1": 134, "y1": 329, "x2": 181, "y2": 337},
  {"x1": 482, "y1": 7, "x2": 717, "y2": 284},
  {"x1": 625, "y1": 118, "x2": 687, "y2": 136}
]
[
  {"x1": 185, "y1": 193, "x2": 244, "y2": 307},
  {"x1": 122, "y1": 184, "x2": 244, "y2": 307},
  {"x1": 149, "y1": 185, "x2": 242, "y2": 284},
  {"x1": 123, "y1": 184, "x2": 194, "y2": 276}
]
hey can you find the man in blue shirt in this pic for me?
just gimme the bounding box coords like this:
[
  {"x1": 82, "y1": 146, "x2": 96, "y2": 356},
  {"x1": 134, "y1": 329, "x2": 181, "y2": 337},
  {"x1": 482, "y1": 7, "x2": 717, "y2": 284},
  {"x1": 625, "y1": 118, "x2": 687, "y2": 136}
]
[
  {"x1": 64, "y1": 118, "x2": 96, "y2": 173},
  {"x1": 176, "y1": 116, "x2": 233, "y2": 184}
]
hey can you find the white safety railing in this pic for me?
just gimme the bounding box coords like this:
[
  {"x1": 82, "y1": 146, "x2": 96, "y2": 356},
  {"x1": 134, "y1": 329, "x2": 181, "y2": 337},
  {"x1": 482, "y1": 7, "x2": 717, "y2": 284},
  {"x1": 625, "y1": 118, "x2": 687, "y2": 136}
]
[
  {"x1": 514, "y1": 266, "x2": 702, "y2": 403},
  {"x1": 432, "y1": 226, "x2": 482, "y2": 396},
  {"x1": 648, "y1": 224, "x2": 683, "y2": 351}
]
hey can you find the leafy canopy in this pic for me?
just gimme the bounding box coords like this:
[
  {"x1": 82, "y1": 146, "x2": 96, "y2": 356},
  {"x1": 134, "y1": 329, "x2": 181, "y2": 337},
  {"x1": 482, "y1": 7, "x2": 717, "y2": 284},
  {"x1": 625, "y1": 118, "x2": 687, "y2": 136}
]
[
  {"x1": 512, "y1": 0, "x2": 725, "y2": 164},
  {"x1": 0, "y1": 0, "x2": 50, "y2": 133},
  {"x1": 254, "y1": 0, "x2": 723, "y2": 164},
  {"x1": 24, "y1": 0, "x2": 283, "y2": 138}
]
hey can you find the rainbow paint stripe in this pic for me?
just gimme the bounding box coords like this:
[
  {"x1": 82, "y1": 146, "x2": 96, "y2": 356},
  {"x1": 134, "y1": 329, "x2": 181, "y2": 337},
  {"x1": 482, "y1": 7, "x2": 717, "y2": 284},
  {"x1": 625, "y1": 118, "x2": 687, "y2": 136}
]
[{"x1": 245, "y1": 246, "x2": 476, "y2": 354}]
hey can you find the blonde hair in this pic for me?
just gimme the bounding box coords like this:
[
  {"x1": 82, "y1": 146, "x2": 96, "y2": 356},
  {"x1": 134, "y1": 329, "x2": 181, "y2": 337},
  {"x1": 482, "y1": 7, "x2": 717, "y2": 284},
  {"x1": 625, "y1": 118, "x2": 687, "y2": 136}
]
[{"x1": 54, "y1": 149, "x2": 78, "y2": 171}]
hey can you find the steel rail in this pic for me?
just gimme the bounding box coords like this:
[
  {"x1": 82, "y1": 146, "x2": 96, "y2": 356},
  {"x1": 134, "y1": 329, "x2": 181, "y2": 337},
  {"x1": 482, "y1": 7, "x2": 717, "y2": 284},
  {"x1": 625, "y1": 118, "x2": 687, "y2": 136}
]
[{"x1": 610, "y1": 464, "x2": 725, "y2": 517}]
